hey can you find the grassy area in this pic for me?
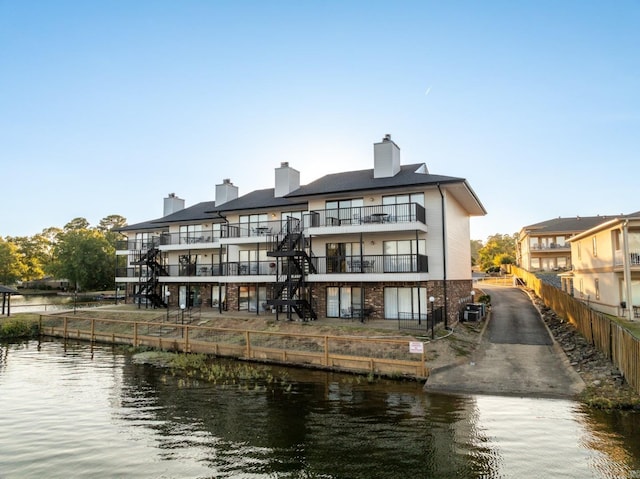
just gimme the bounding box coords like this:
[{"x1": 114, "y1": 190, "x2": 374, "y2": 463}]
[{"x1": 612, "y1": 316, "x2": 640, "y2": 339}]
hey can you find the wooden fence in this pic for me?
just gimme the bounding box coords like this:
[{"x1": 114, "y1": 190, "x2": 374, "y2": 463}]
[
  {"x1": 39, "y1": 315, "x2": 428, "y2": 379},
  {"x1": 510, "y1": 266, "x2": 640, "y2": 395}
]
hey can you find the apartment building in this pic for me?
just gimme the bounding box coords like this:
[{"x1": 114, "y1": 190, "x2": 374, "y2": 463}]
[
  {"x1": 115, "y1": 136, "x2": 486, "y2": 324},
  {"x1": 567, "y1": 212, "x2": 640, "y2": 320},
  {"x1": 516, "y1": 216, "x2": 611, "y2": 272}
]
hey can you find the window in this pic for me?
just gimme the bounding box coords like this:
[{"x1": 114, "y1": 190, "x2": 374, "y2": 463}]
[
  {"x1": 239, "y1": 249, "x2": 267, "y2": 274},
  {"x1": 383, "y1": 193, "x2": 424, "y2": 221},
  {"x1": 239, "y1": 285, "x2": 267, "y2": 312},
  {"x1": 595, "y1": 278, "x2": 600, "y2": 300},
  {"x1": 240, "y1": 214, "x2": 268, "y2": 236},
  {"x1": 556, "y1": 236, "x2": 566, "y2": 248},
  {"x1": 530, "y1": 258, "x2": 540, "y2": 270},
  {"x1": 179, "y1": 224, "x2": 202, "y2": 244},
  {"x1": 383, "y1": 239, "x2": 426, "y2": 272},
  {"x1": 384, "y1": 287, "x2": 427, "y2": 320},
  {"x1": 326, "y1": 198, "x2": 364, "y2": 225},
  {"x1": 529, "y1": 237, "x2": 539, "y2": 250},
  {"x1": 280, "y1": 211, "x2": 304, "y2": 233},
  {"x1": 179, "y1": 254, "x2": 196, "y2": 276},
  {"x1": 577, "y1": 242, "x2": 582, "y2": 260},
  {"x1": 613, "y1": 230, "x2": 621, "y2": 251},
  {"x1": 326, "y1": 286, "x2": 362, "y2": 318},
  {"x1": 557, "y1": 257, "x2": 567, "y2": 269},
  {"x1": 579, "y1": 279, "x2": 584, "y2": 298},
  {"x1": 383, "y1": 192, "x2": 425, "y2": 207},
  {"x1": 326, "y1": 243, "x2": 361, "y2": 273},
  {"x1": 210, "y1": 285, "x2": 226, "y2": 308},
  {"x1": 592, "y1": 237, "x2": 597, "y2": 257},
  {"x1": 135, "y1": 232, "x2": 151, "y2": 250}
]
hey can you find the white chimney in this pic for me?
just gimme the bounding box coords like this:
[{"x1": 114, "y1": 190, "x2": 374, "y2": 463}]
[
  {"x1": 373, "y1": 134, "x2": 401, "y2": 178},
  {"x1": 215, "y1": 178, "x2": 238, "y2": 206},
  {"x1": 163, "y1": 193, "x2": 185, "y2": 216},
  {"x1": 275, "y1": 162, "x2": 300, "y2": 197}
]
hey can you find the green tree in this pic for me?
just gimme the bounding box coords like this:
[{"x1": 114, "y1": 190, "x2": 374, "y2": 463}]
[
  {"x1": 7, "y1": 234, "x2": 51, "y2": 281},
  {"x1": 97, "y1": 214, "x2": 127, "y2": 248},
  {"x1": 470, "y1": 239, "x2": 483, "y2": 267},
  {"x1": 50, "y1": 229, "x2": 115, "y2": 291},
  {"x1": 477, "y1": 233, "x2": 517, "y2": 272},
  {"x1": 97, "y1": 214, "x2": 127, "y2": 233},
  {"x1": 0, "y1": 237, "x2": 28, "y2": 285},
  {"x1": 64, "y1": 217, "x2": 90, "y2": 231}
]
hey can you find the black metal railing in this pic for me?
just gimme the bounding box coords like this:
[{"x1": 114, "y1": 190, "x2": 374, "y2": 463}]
[
  {"x1": 115, "y1": 239, "x2": 157, "y2": 251},
  {"x1": 310, "y1": 254, "x2": 428, "y2": 274},
  {"x1": 397, "y1": 307, "x2": 443, "y2": 333},
  {"x1": 158, "y1": 231, "x2": 219, "y2": 246},
  {"x1": 116, "y1": 254, "x2": 428, "y2": 278},
  {"x1": 221, "y1": 220, "x2": 288, "y2": 239},
  {"x1": 306, "y1": 202, "x2": 426, "y2": 228}
]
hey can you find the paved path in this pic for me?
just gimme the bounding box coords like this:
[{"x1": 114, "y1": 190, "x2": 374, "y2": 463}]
[{"x1": 425, "y1": 285, "x2": 585, "y2": 398}]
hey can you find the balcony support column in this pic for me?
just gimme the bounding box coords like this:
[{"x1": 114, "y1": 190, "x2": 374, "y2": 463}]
[{"x1": 623, "y1": 221, "x2": 633, "y2": 321}]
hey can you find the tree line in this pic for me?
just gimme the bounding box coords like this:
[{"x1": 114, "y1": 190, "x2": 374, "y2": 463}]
[
  {"x1": 471, "y1": 233, "x2": 517, "y2": 272},
  {"x1": 0, "y1": 215, "x2": 127, "y2": 292}
]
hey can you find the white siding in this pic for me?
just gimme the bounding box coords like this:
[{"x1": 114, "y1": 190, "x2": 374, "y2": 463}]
[{"x1": 444, "y1": 193, "x2": 472, "y2": 280}]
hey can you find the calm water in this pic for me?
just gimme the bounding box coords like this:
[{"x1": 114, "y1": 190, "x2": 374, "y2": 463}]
[{"x1": 1, "y1": 340, "x2": 640, "y2": 478}]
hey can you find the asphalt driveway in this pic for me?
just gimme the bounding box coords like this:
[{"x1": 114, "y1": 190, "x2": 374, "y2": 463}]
[{"x1": 425, "y1": 285, "x2": 584, "y2": 398}]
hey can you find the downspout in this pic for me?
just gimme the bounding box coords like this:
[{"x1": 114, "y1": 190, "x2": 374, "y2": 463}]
[
  {"x1": 437, "y1": 184, "x2": 448, "y2": 327},
  {"x1": 622, "y1": 220, "x2": 633, "y2": 321}
]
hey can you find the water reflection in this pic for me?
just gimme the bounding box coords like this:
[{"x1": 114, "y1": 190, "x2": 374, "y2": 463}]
[{"x1": 1, "y1": 339, "x2": 640, "y2": 478}]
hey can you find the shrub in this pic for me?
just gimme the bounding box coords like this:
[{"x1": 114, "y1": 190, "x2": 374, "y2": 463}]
[
  {"x1": 478, "y1": 294, "x2": 491, "y2": 305},
  {"x1": 0, "y1": 318, "x2": 40, "y2": 340}
]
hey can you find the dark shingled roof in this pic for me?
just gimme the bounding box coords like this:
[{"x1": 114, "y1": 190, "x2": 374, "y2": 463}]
[
  {"x1": 521, "y1": 216, "x2": 617, "y2": 234},
  {"x1": 286, "y1": 163, "x2": 464, "y2": 197},
  {"x1": 119, "y1": 201, "x2": 220, "y2": 232},
  {"x1": 212, "y1": 188, "x2": 307, "y2": 213},
  {"x1": 119, "y1": 162, "x2": 487, "y2": 232}
]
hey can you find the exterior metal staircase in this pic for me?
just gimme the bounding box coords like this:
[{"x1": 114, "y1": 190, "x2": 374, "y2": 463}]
[
  {"x1": 267, "y1": 218, "x2": 317, "y2": 321},
  {"x1": 131, "y1": 241, "x2": 169, "y2": 308}
]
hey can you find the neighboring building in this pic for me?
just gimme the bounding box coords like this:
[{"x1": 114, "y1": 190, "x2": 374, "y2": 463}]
[
  {"x1": 567, "y1": 212, "x2": 640, "y2": 320},
  {"x1": 115, "y1": 136, "x2": 486, "y2": 324},
  {"x1": 516, "y1": 216, "x2": 612, "y2": 273}
]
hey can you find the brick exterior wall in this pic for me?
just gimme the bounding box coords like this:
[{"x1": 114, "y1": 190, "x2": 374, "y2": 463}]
[{"x1": 126, "y1": 279, "x2": 473, "y2": 323}]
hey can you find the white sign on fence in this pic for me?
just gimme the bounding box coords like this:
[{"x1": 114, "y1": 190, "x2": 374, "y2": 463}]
[{"x1": 409, "y1": 341, "x2": 424, "y2": 354}]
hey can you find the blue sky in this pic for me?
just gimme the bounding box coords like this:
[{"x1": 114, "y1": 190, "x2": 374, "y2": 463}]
[{"x1": 1, "y1": 1, "x2": 638, "y2": 241}]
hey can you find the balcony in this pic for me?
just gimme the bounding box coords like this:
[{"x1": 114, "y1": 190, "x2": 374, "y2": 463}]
[
  {"x1": 115, "y1": 239, "x2": 157, "y2": 251},
  {"x1": 159, "y1": 231, "x2": 219, "y2": 246},
  {"x1": 115, "y1": 254, "x2": 428, "y2": 279},
  {"x1": 220, "y1": 220, "x2": 286, "y2": 240},
  {"x1": 614, "y1": 250, "x2": 640, "y2": 268},
  {"x1": 116, "y1": 261, "x2": 279, "y2": 279},
  {"x1": 530, "y1": 243, "x2": 570, "y2": 251},
  {"x1": 306, "y1": 203, "x2": 426, "y2": 228},
  {"x1": 116, "y1": 232, "x2": 220, "y2": 251},
  {"x1": 311, "y1": 254, "x2": 428, "y2": 274}
]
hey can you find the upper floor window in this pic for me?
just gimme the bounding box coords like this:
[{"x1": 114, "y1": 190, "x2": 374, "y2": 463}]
[
  {"x1": 382, "y1": 193, "x2": 424, "y2": 207},
  {"x1": 529, "y1": 237, "x2": 539, "y2": 250},
  {"x1": 326, "y1": 199, "x2": 364, "y2": 223},
  {"x1": 280, "y1": 211, "x2": 304, "y2": 232},
  {"x1": 240, "y1": 213, "x2": 268, "y2": 225},
  {"x1": 179, "y1": 224, "x2": 203, "y2": 244},
  {"x1": 326, "y1": 199, "x2": 363, "y2": 211},
  {"x1": 592, "y1": 237, "x2": 598, "y2": 257},
  {"x1": 577, "y1": 242, "x2": 582, "y2": 260},
  {"x1": 613, "y1": 230, "x2": 621, "y2": 251}
]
